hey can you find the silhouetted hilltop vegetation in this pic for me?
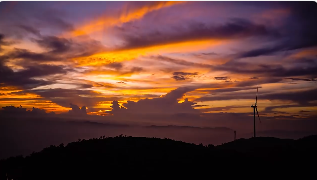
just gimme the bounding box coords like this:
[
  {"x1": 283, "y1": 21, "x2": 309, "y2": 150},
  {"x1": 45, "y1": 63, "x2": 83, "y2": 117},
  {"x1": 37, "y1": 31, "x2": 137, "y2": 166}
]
[
  {"x1": 1, "y1": 135, "x2": 316, "y2": 179},
  {"x1": 218, "y1": 136, "x2": 317, "y2": 153}
]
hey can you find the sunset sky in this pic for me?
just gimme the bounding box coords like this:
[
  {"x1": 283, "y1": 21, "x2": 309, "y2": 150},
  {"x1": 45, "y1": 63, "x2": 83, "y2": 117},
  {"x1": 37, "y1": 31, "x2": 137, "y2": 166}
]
[{"x1": 0, "y1": 1, "x2": 316, "y2": 121}]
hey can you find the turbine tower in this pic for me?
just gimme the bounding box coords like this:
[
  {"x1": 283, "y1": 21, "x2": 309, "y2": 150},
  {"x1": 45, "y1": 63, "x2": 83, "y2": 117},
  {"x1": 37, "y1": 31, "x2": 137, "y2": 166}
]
[
  {"x1": 251, "y1": 87, "x2": 261, "y2": 137},
  {"x1": 234, "y1": 131, "x2": 236, "y2": 141}
]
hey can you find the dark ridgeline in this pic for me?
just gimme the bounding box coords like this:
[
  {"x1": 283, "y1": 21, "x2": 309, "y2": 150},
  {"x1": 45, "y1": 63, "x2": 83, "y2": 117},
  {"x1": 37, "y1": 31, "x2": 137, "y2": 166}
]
[{"x1": 0, "y1": 135, "x2": 316, "y2": 179}]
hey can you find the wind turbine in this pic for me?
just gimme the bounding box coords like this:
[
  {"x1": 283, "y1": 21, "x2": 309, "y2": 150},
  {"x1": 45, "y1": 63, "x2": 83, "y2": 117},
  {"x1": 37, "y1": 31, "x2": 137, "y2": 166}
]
[{"x1": 251, "y1": 87, "x2": 261, "y2": 138}]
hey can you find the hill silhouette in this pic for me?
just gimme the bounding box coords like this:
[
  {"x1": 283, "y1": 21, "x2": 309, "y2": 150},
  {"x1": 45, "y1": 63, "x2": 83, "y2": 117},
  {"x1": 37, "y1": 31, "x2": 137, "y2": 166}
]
[{"x1": 0, "y1": 135, "x2": 316, "y2": 179}]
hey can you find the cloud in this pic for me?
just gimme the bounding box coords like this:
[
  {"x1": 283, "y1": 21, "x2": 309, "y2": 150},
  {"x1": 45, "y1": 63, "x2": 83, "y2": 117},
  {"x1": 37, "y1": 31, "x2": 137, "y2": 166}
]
[
  {"x1": 172, "y1": 72, "x2": 198, "y2": 81},
  {"x1": 196, "y1": 87, "x2": 317, "y2": 106},
  {"x1": 68, "y1": 103, "x2": 87, "y2": 116},
  {"x1": 106, "y1": 62, "x2": 123, "y2": 70},
  {"x1": 126, "y1": 66, "x2": 144, "y2": 74},
  {"x1": 6, "y1": 48, "x2": 59, "y2": 62},
  {"x1": 30, "y1": 88, "x2": 109, "y2": 108},
  {"x1": 17, "y1": 24, "x2": 41, "y2": 36},
  {"x1": 200, "y1": 105, "x2": 249, "y2": 113},
  {"x1": 1, "y1": 34, "x2": 106, "y2": 66},
  {"x1": 109, "y1": 86, "x2": 199, "y2": 115},
  {"x1": 119, "y1": 18, "x2": 279, "y2": 50},
  {"x1": 90, "y1": 65, "x2": 145, "y2": 77},
  {"x1": 210, "y1": 86, "x2": 260, "y2": 94},
  {"x1": 0, "y1": 33, "x2": 14, "y2": 51},
  {"x1": 0, "y1": 62, "x2": 67, "y2": 89},
  {"x1": 263, "y1": 105, "x2": 301, "y2": 114},
  {"x1": 33, "y1": 35, "x2": 71, "y2": 53},
  {"x1": 214, "y1": 60, "x2": 317, "y2": 78},
  {"x1": 285, "y1": 77, "x2": 316, "y2": 82},
  {"x1": 237, "y1": 2, "x2": 317, "y2": 58},
  {"x1": 299, "y1": 110, "x2": 310, "y2": 113},
  {"x1": 250, "y1": 77, "x2": 259, "y2": 79},
  {"x1": 154, "y1": 55, "x2": 213, "y2": 68},
  {"x1": 36, "y1": 12, "x2": 74, "y2": 31},
  {"x1": 156, "y1": 55, "x2": 316, "y2": 81},
  {"x1": 71, "y1": 1, "x2": 185, "y2": 36},
  {"x1": 214, "y1": 77, "x2": 228, "y2": 80},
  {"x1": 261, "y1": 88, "x2": 317, "y2": 105},
  {"x1": 271, "y1": 64, "x2": 317, "y2": 77},
  {"x1": 0, "y1": 105, "x2": 55, "y2": 116}
]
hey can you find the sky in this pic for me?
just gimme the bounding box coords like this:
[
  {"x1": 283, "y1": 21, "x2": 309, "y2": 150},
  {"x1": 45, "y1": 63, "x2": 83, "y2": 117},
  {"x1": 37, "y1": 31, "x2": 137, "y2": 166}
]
[{"x1": 0, "y1": 1, "x2": 317, "y2": 126}]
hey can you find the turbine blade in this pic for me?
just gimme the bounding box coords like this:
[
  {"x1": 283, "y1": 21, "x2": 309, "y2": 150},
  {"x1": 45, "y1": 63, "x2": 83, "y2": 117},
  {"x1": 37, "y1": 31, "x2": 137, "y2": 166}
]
[
  {"x1": 255, "y1": 87, "x2": 258, "y2": 105},
  {"x1": 256, "y1": 107, "x2": 261, "y2": 123}
]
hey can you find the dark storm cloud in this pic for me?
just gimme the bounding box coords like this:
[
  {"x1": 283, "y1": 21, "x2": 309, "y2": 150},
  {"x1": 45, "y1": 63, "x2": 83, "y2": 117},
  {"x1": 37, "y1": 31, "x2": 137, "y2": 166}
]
[
  {"x1": 299, "y1": 110, "x2": 311, "y2": 113},
  {"x1": 0, "y1": 33, "x2": 14, "y2": 51},
  {"x1": 16, "y1": 65, "x2": 66, "y2": 78},
  {"x1": 214, "y1": 77, "x2": 228, "y2": 80},
  {"x1": 250, "y1": 77, "x2": 259, "y2": 79},
  {"x1": 210, "y1": 86, "x2": 259, "y2": 93},
  {"x1": 271, "y1": 64, "x2": 317, "y2": 77},
  {"x1": 285, "y1": 77, "x2": 317, "y2": 82},
  {"x1": 172, "y1": 72, "x2": 198, "y2": 81},
  {"x1": 30, "y1": 88, "x2": 112, "y2": 108},
  {"x1": 0, "y1": 34, "x2": 4, "y2": 43},
  {"x1": 172, "y1": 76, "x2": 185, "y2": 81},
  {"x1": 261, "y1": 88, "x2": 317, "y2": 105},
  {"x1": 196, "y1": 87, "x2": 317, "y2": 106},
  {"x1": 0, "y1": 34, "x2": 5, "y2": 51},
  {"x1": 120, "y1": 18, "x2": 279, "y2": 50},
  {"x1": 2, "y1": 34, "x2": 106, "y2": 64},
  {"x1": 17, "y1": 24, "x2": 41, "y2": 36},
  {"x1": 0, "y1": 62, "x2": 67, "y2": 89},
  {"x1": 31, "y1": 34, "x2": 105, "y2": 58},
  {"x1": 7, "y1": 48, "x2": 59, "y2": 62},
  {"x1": 263, "y1": 105, "x2": 302, "y2": 114},
  {"x1": 215, "y1": 60, "x2": 317, "y2": 78},
  {"x1": 156, "y1": 55, "x2": 316, "y2": 80},
  {"x1": 173, "y1": 72, "x2": 198, "y2": 76},
  {"x1": 129, "y1": 67, "x2": 144, "y2": 73},
  {"x1": 237, "y1": 2, "x2": 317, "y2": 58},
  {"x1": 106, "y1": 62, "x2": 123, "y2": 70},
  {"x1": 34, "y1": 36, "x2": 71, "y2": 53},
  {"x1": 199, "y1": 105, "x2": 248, "y2": 112}
]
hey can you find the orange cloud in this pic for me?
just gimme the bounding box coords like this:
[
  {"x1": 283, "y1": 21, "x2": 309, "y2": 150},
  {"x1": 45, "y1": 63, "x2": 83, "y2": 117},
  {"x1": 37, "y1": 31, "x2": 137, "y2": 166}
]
[
  {"x1": 71, "y1": 1, "x2": 185, "y2": 36},
  {"x1": 74, "y1": 39, "x2": 225, "y2": 66},
  {"x1": 0, "y1": 87, "x2": 71, "y2": 113},
  {"x1": 288, "y1": 46, "x2": 317, "y2": 59}
]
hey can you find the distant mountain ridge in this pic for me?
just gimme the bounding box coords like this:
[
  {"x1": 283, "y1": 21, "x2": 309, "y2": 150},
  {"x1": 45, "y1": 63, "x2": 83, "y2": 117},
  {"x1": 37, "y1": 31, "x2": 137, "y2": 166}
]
[{"x1": 147, "y1": 125, "x2": 233, "y2": 131}]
